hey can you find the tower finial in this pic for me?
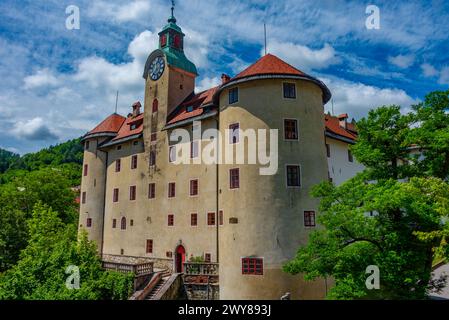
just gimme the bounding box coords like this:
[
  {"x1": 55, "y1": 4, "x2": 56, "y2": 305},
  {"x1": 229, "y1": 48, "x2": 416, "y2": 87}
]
[{"x1": 168, "y1": 0, "x2": 176, "y2": 23}]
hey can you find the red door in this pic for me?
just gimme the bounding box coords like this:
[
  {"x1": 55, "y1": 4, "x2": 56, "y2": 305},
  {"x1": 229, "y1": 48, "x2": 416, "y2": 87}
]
[{"x1": 175, "y1": 245, "x2": 186, "y2": 273}]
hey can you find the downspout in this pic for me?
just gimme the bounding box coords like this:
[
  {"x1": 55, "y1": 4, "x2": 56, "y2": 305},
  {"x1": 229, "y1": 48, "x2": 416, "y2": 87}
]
[
  {"x1": 99, "y1": 147, "x2": 109, "y2": 257},
  {"x1": 215, "y1": 105, "x2": 220, "y2": 264}
]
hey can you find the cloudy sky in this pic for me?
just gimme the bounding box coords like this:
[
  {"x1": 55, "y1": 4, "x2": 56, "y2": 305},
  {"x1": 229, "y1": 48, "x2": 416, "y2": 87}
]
[{"x1": 0, "y1": 0, "x2": 448, "y2": 154}]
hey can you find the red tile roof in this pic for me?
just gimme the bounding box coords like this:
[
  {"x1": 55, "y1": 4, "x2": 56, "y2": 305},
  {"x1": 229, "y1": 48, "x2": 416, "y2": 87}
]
[
  {"x1": 167, "y1": 87, "x2": 218, "y2": 125},
  {"x1": 233, "y1": 54, "x2": 307, "y2": 80},
  {"x1": 88, "y1": 113, "x2": 126, "y2": 135},
  {"x1": 112, "y1": 113, "x2": 144, "y2": 141},
  {"x1": 325, "y1": 114, "x2": 357, "y2": 141}
]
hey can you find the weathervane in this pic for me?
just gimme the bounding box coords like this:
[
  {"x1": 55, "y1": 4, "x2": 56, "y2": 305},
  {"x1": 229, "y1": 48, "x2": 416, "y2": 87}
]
[{"x1": 171, "y1": 0, "x2": 175, "y2": 17}]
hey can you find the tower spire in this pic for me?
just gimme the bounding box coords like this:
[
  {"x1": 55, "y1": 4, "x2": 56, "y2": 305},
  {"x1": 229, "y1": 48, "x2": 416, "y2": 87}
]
[{"x1": 168, "y1": 0, "x2": 176, "y2": 23}]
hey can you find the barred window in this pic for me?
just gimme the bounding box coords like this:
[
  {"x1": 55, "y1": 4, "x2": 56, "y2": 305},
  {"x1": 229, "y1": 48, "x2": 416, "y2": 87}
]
[
  {"x1": 146, "y1": 239, "x2": 153, "y2": 254},
  {"x1": 286, "y1": 165, "x2": 301, "y2": 187},
  {"x1": 191, "y1": 213, "x2": 198, "y2": 226},
  {"x1": 86, "y1": 218, "x2": 92, "y2": 228},
  {"x1": 284, "y1": 119, "x2": 298, "y2": 140},
  {"x1": 283, "y1": 83, "x2": 296, "y2": 99},
  {"x1": 304, "y1": 211, "x2": 316, "y2": 227},
  {"x1": 230, "y1": 168, "x2": 240, "y2": 189},
  {"x1": 190, "y1": 179, "x2": 199, "y2": 196},
  {"x1": 207, "y1": 212, "x2": 215, "y2": 226},
  {"x1": 168, "y1": 214, "x2": 174, "y2": 226},
  {"x1": 242, "y1": 258, "x2": 263, "y2": 275}
]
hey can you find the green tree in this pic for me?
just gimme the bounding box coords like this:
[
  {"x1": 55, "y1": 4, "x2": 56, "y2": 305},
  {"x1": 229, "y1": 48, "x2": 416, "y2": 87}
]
[
  {"x1": 0, "y1": 203, "x2": 133, "y2": 300},
  {"x1": 285, "y1": 91, "x2": 449, "y2": 299}
]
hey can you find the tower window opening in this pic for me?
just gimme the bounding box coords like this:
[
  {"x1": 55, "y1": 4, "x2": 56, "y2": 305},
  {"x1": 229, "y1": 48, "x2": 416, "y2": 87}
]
[
  {"x1": 229, "y1": 87, "x2": 239, "y2": 104},
  {"x1": 168, "y1": 214, "x2": 174, "y2": 226},
  {"x1": 207, "y1": 212, "x2": 216, "y2": 226},
  {"x1": 286, "y1": 165, "x2": 301, "y2": 187},
  {"x1": 304, "y1": 211, "x2": 316, "y2": 227},
  {"x1": 284, "y1": 119, "x2": 298, "y2": 140},
  {"x1": 230, "y1": 168, "x2": 240, "y2": 189},
  {"x1": 121, "y1": 217, "x2": 126, "y2": 230},
  {"x1": 283, "y1": 83, "x2": 296, "y2": 99}
]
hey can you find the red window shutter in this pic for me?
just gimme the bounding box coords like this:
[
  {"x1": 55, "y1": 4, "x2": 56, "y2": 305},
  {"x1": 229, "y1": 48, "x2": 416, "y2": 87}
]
[{"x1": 207, "y1": 212, "x2": 216, "y2": 226}]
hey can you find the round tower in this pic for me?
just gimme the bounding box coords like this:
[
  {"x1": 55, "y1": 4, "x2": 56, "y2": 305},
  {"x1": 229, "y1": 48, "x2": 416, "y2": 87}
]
[
  {"x1": 79, "y1": 114, "x2": 125, "y2": 253},
  {"x1": 216, "y1": 54, "x2": 332, "y2": 299}
]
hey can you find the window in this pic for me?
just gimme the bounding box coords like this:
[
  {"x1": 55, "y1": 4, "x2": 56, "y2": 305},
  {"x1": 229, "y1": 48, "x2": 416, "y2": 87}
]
[
  {"x1": 205, "y1": 253, "x2": 211, "y2": 263},
  {"x1": 152, "y1": 99, "x2": 158, "y2": 113},
  {"x1": 326, "y1": 144, "x2": 331, "y2": 158},
  {"x1": 283, "y1": 83, "x2": 296, "y2": 99},
  {"x1": 230, "y1": 168, "x2": 240, "y2": 189},
  {"x1": 168, "y1": 214, "x2": 174, "y2": 226},
  {"x1": 86, "y1": 218, "x2": 92, "y2": 228},
  {"x1": 190, "y1": 141, "x2": 199, "y2": 158},
  {"x1": 284, "y1": 119, "x2": 298, "y2": 140},
  {"x1": 242, "y1": 258, "x2": 263, "y2": 275},
  {"x1": 131, "y1": 124, "x2": 137, "y2": 130},
  {"x1": 207, "y1": 212, "x2": 216, "y2": 226},
  {"x1": 151, "y1": 132, "x2": 157, "y2": 142},
  {"x1": 85, "y1": 141, "x2": 90, "y2": 150},
  {"x1": 116, "y1": 159, "x2": 121, "y2": 172},
  {"x1": 149, "y1": 150, "x2": 156, "y2": 166},
  {"x1": 112, "y1": 219, "x2": 117, "y2": 228},
  {"x1": 169, "y1": 146, "x2": 176, "y2": 163},
  {"x1": 166, "y1": 251, "x2": 173, "y2": 258},
  {"x1": 133, "y1": 140, "x2": 139, "y2": 146},
  {"x1": 168, "y1": 182, "x2": 176, "y2": 198},
  {"x1": 81, "y1": 192, "x2": 86, "y2": 204},
  {"x1": 348, "y1": 149, "x2": 354, "y2": 163},
  {"x1": 186, "y1": 105, "x2": 194, "y2": 112},
  {"x1": 160, "y1": 34, "x2": 167, "y2": 47},
  {"x1": 191, "y1": 213, "x2": 198, "y2": 226},
  {"x1": 121, "y1": 217, "x2": 126, "y2": 230},
  {"x1": 229, "y1": 87, "x2": 239, "y2": 104},
  {"x1": 131, "y1": 155, "x2": 138, "y2": 169},
  {"x1": 286, "y1": 165, "x2": 301, "y2": 187},
  {"x1": 146, "y1": 239, "x2": 153, "y2": 254},
  {"x1": 130, "y1": 219, "x2": 134, "y2": 226},
  {"x1": 83, "y1": 164, "x2": 88, "y2": 176},
  {"x1": 229, "y1": 123, "x2": 239, "y2": 144},
  {"x1": 129, "y1": 186, "x2": 136, "y2": 201},
  {"x1": 190, "y1": 179, "x2": 199, "y2": 196},
  {"x1": 219, "y1": 210, "x2": 224, "y2": 226},
  {"x1": 304, "y1": 211, "x2": 316, "y2": 227},
  {"x1": 113, "y1": 188, "x2": 119, "y2": 202},
  {"x1": 117, "y1": 145, "x2": 122, "y2": 151},
  {"x1": 148, "y1": 183, "x2": 155, "y2": 199}
]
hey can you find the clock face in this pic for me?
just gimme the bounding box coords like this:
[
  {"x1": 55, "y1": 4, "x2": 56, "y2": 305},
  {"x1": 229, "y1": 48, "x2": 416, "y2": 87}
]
[{"x1": 149, "y1": 56, "x2": 165, "y2": 81}]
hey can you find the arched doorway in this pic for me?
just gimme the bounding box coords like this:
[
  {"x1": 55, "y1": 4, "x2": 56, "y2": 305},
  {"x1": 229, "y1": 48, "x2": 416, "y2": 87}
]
[{"x1": 175, "y1": 245, "x2": 186, "y2": 273}]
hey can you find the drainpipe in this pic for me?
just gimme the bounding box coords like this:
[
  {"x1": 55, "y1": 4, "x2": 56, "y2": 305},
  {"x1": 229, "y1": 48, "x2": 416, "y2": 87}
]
[
  {"x1": 215, "y1": 105, "x2": 220, "y2": 264},
  {"x1": 99, "y1": 145, "x2": 109, "y2": 257}
]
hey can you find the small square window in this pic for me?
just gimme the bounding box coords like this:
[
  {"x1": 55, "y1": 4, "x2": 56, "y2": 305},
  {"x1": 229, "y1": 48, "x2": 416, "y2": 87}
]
[
  {"x1": 168, "y1": 214, "x2": 174, "y2": 226},
  {"x1": 186, "y1": 106, "x2": 194, "y2": 112},
  {"x1": 242, "y1": 258, "x2": 263, "y2": 275},
  {"x1": 190, "y1": 179, "x2": 199, "y2": 196},
  {"x1": 130, "y1": 124, "x2": 137, "y2": 130},
  {"x1": 229, "y1": 87, "x2": 239, "y2": 104},
  {"x1": 286, "y1": 165, "x2": 301, "y2": 187},
  {"x1": 205, "y1": 253, "x2": 211, "y2": 263},
  {"x1": 117, "y1": 145, "x2": 122, "y2": 151},
  {"x1": 304, "y1": 211, "x2": 316, "y2": 227},
  {"x1": 168, "y1": 183, "x2": 176, "y2": 198},
  {"x1": 284, "y1": 119, "x2": 298, "y2": 140},
  {"x1": 283, "y1": 83, "x2": 296, "y2": 99},
  {"x1": 230, "y1": 168, "x2": 240, "y2": 189}
]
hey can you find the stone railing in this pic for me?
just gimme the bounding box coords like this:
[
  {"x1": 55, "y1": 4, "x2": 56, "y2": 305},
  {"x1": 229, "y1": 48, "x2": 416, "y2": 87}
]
[
  {"x1": 102, "y1": 261, "x2": 154, "y2": 277},
  {"x1": 183, "y1": 262, "x2": 219, "y2": 276}
]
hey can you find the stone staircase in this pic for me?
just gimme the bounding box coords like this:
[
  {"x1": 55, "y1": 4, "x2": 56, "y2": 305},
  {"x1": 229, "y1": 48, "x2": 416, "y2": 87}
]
[{"x1": 145, "y1": 275, "x2": 169, "y2": 300}]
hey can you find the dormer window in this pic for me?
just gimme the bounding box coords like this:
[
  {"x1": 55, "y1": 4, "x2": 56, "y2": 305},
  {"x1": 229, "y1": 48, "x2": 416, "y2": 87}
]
[
  {"x1": 186, "y1": 106, "x2": 194, "y2": 113},
  {"x1": 130, "y1": 124, "x2": 137, "y2": 130}
]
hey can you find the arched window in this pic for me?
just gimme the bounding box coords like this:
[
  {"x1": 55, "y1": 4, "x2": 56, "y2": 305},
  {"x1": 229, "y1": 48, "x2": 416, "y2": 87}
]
[
  {"x1": 121, "y1": 217, "x2": 126, "y2": 230},
  {"x1": 152, "y1": 99, "x2": 158, "y2": 113}
]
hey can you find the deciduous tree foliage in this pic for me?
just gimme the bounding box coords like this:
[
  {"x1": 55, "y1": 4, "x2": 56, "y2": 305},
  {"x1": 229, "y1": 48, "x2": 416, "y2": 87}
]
[{"x1": 284, "y1": 90, "x2": 449, "y2": 299}]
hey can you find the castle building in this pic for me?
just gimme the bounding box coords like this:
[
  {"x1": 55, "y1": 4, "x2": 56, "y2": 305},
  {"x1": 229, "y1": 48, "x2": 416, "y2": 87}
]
[{"x1": 78, "y1": 8, "x2": 364, "y2": 300}]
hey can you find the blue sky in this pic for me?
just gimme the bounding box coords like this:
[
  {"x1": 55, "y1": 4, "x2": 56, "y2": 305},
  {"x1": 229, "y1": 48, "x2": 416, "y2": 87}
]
[{"x1": 0, "y1": 0, "x2": 448, "y2": 154}]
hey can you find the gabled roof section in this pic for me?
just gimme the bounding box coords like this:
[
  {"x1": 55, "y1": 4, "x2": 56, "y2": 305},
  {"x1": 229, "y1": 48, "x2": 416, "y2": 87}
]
[
  {"x1": 86, "y1": 113, "x2": 126, "y2": 136},
  {"x1": 167, "y1": 86, "x2": 218, "y2": 125},
  {"x1": 112, "y1": 113, "x2": 144, "y2": 141},
  {"x1": 234, "y1": 54, "x2": 306, "y2": 80},
  {"x1": 325, "y1": 114, "x2": 358, "y2": 142}
]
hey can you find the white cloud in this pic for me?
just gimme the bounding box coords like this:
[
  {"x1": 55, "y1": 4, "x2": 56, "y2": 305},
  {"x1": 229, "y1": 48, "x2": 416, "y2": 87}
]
[
  {"x1": 24, "y1": 68, "x2": 59, "y2": 89},
  {"x1": 421, "y1": 63, "x2": 438, "y2": 77},
  {"x1": 438, "y1": 67, "x2": 449, "y2": 85},
  {"x1": 196, "y1": 77, "x2": 221, "y2": 93},
  {"x1": 388, "y1": 54, "x2": 415, "y2": 69},
  {"x1": 12, "y1": 117, "x2": 58, "y2": 141},
  {"x1": 323, "y1": 77, "x2": 419, "y2": 119},
  {"x1": 88, "y1": 0, "x2": 151, "y2": 22},
  {"x1": 266, "y1": 41, "x2": 339, "y2": 72}
]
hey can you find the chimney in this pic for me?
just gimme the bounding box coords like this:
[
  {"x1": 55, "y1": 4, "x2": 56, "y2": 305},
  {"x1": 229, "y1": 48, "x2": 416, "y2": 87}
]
[
  {"x1": 338, "y1": 113, "x2": 348, "y2": 129},
  {"x1": 132, "y1": 101, "x2": 141, "y2": 117},
  {"x1": 221, "y1": 74, "x2": 231, "y2": 84}
]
